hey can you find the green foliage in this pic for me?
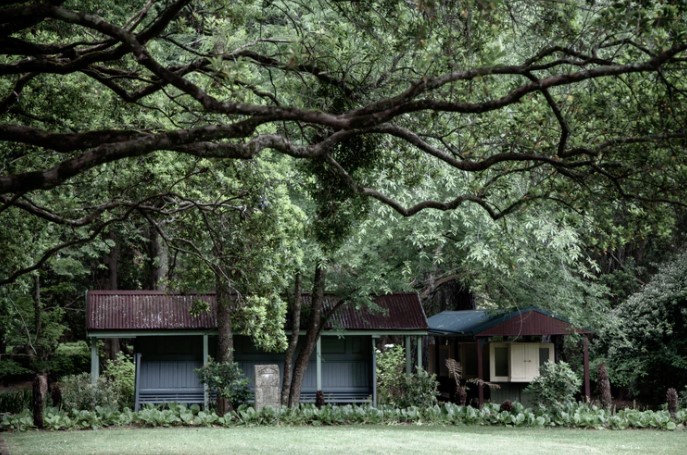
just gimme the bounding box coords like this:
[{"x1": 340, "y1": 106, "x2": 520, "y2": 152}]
[
  {"x1": 0, "y1": 389, "x2": 32, "y2": 414},
  {"x1": 103, "y1": 352, "x2": 135, "y2": 410},
  {"x1": 0, "y1": 359, "x2": 32, "y2": 380},
  {"x1": 0, "y1": 286, "x2": 66, "y2": 370},
  {"x1": 0, "y1": 409, "x2": 34, "y2": 431},
  {"x1": 167, "y1": 156, "x2": 306, "y2": 353},
  {"x1": 603, "y1": 251, "x2": 687, "y2": 404},
  {"x1": 1, "y1": 0, "x2": 686, "y2": 413},
  {"x1": 195, "y1": 359, "x2": 250, "y2": 409},
  {"x1": 375, "y1": 344, "x2": 405, "y2": 406},
  {"x1": 376, "y1": 344, "x2": 438, "y2": 408},
  {"x1": 526, "y1": 361, "x2": 582, "y2": 409},
  {"x1": 48, "y1": 342, "x2": 90, "y2": 377},
  {"x1": 397, "y1": 369, "x2": 439, "y2": 409},
  {"x1": 3, "y1": 401, "x2": 686, "y2": 432},
  {"x1": 59, "y1": 373, "x2": 122, "y2": 412}
]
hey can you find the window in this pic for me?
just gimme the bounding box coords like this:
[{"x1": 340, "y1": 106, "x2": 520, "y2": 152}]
[
  {"x1": 490, "y1": 342, "x2": 554, "y2": 382},
  {"x1": 494, "y1": 346, "x2": 509, "y2": 378},
  {"x1": 461, "y1": 343, "x2": 477, "y2": 377}
]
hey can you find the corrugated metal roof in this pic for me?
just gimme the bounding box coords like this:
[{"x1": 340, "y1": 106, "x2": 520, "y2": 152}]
[
  {"x1": 427, "y1": 307, "x2": 589, "y2": 337},
  {"x1": 87, "y1": 291, "x2": 427, "y2": 333},
  {"x1": 87, "y1": 291, "x2": 217, "y2": 331},
  {"x1": 324, "y1": 293, "x2": 427, "y2": 331},
  {"x1": 427, "y1": 310, "x2": 492, "y2": 335}
]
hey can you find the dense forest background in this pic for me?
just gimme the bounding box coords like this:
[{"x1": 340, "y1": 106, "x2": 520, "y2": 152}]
[{"x1": 1, "y1": 0, "x2": 687, "y2": 406}]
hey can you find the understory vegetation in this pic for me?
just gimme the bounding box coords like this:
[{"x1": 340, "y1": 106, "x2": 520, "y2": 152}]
[
  {"x1": 376, "y1": 344, "x2": 439, "y2": 409},
  {"x1": 2, "y1": 401, "x2": 686, "y2": 432}
]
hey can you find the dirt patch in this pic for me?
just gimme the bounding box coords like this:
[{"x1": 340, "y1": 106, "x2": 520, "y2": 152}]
[{"x1": 0, "y1": 432, "x2": 9, "y2": 455}]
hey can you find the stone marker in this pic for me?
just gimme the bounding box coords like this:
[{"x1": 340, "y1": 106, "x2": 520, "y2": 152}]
[{"x1": 254, "y1": 364, "x2": 280, "y2": 410}]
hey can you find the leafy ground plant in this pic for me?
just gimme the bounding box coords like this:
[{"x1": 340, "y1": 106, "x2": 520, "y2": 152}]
[{"x1": 3, "y1": 402, "x2": 686, "y2": 432}]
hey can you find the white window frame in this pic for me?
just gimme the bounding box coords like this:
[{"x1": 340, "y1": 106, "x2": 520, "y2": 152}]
[
  {"x1": 489, "y1": 342, "x2": 511, "y2": 382},
  {"x1": 489, "y1": 342, "x2": 554, "y2": 382}
]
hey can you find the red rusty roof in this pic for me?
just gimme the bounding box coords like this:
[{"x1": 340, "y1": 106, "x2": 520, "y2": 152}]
[
  {"x1": 87, "y1": 291, "x2": 217, "y2": 331},
  {"x1": 87, "y1": 290, "x2": 427, "y2": 332},
  {"x1": 315, "y1": 292, "x2": 427, "y2": 331}
]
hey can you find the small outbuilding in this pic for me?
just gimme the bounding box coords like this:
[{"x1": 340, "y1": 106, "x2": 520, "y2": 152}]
[
  {"x1": 427, "y1": 307, "x2": 591, "y2": 406},
  {"x1": 86, "y1": 290, "x2": 428, "y2": 409}
]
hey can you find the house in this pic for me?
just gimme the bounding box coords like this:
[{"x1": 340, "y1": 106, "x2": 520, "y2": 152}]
[
  {"x1": 427, "y1": 307, "x2": 591, "y2": 406},
  {"x1": 86, "y1": 290, "x2": 428, "y2": 410}
]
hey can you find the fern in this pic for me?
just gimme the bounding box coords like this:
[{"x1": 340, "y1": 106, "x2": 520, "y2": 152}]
[{"x1": 445, "y1": 359, "x2": 467, "y2": 405}]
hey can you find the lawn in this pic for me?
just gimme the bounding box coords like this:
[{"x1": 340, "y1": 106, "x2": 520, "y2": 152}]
[{"x1": 3, "y1": 425, "x2": 687, "y2": 455}]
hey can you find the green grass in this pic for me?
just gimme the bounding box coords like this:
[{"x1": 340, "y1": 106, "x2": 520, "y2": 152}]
[{"x1": 4, "y1": 425, "x2": 687, "y2": 455}]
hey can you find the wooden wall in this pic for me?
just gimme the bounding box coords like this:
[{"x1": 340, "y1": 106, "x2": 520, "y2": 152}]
[{"x1": 135, "y1": 335, "x2": 372, "y2": 395}]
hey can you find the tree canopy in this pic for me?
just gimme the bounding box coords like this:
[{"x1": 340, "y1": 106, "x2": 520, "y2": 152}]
[
  {"x1": 2, "y1": 0, "x2": 686, "y2": 213},
  {"x1": 2, "y1": 1, "x2": 687, "y2": 405}
]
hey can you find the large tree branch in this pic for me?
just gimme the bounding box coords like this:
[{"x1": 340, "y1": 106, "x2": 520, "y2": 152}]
[
  {"x1": 0, "y1": 0, "x2": 190, "y2": 75},
  {"x1": 0, "y1": 206, "x2": 135, "y2": 286}
]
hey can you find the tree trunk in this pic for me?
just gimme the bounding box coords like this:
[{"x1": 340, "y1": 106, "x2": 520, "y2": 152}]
[
  {"x1": 288, "y1": 264, "x2": 326, "y2": 407},
  {"x1": 149, "y1": 224, "x2": 169, "y2": 290},
  {"x1": 32, "y1": 373, "x2": 47, "y2": 429},
  {"x1": 598, "y1": 362, "x2": 613, "y2": 411},
  {"x1": 105, "y1": 233, "x2": 119, "y2": 290},
  {"x1": 105, "y1": 235, "x2": 120, "y2": 360},
  {"x1": 30, "y1": 275, "x2": 48, "y2": 428},
  {"x1": 216, "y1": 278, "x2": 234, "y2": 363},
  {"x1": 0, "y1": 324, "x2": 5, "y2": 358},
  {"x1": 215, "y1": 278, "x2": 235, "y2": 413},
  {"x1": 33, "y1": 274, "x2": 41, "y2": 348},
  {"x1": 280, "y1": 273, "x2": 302, "y2": 405}
]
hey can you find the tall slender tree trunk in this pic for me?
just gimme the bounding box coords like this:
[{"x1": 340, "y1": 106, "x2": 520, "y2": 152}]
[
  {"x1": 33, "y1": 273, "x2": 41, "y2": 346},
  {"x1": 32, "y1": 373, "x2": 47, "y2": 429},
  {"x1": 280, "y1": 273, "x2": 302, "y2": 405},
  {"x1": 32, "y1": 274, "x2": 46, "y2": 429},
  {"x1": 105, "y1": 234, "x2": 120, "y2": 359},
  {"x1": 215, "y1": 277, "x2": 235, "y2": 415},
  {"x1": 288, "y1": 264, "x2": 326, "y2": 407},
  {"x1": 149, "y1": 224, "x2": 169, "y2": 290},
  {"x1": 105, "y1": 233, "x2": 119, "y2": 290},
  {"x1": 216, "y1": 279, "x2": 234, "y2": 363}
]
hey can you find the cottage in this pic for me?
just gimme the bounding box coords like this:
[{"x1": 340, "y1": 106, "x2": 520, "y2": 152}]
[
  {"x1": 86, "y1": 290, "x2": 428, "y2": 409},
  {"x1": 427, "y1": 307, "x2": 591, "y2": 406}
]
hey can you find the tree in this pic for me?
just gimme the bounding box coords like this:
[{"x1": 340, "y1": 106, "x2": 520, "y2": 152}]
[
  {"x1": 1, "y1": 0, "x2": 686, "y2": 225},
  {"x1": 2, "y1": 0, "x2": 687, "y2": 407},
  {"x1": 602, "y1": 250, "x2": 687, "y2": 404}
]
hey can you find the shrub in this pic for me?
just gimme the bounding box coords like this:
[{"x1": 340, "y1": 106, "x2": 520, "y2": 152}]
[
  {"x1": 0, "y1": 359, "x2": 32, "y2": 381},
  {"x1": 0, "y1": 389, "x2": 32, "y2": 414},
  {"x1": 196, "y1": 359, "x2": 250, "y2": 410},
  {"x1": 376, "y1": 344, "x2": 438, "y2": 408},
  {"x1": 398, "y1": 368, "x2": 438, "y2": 408},
  {"x1": 526, "y1": 361, "x2": 581, "y2": 408},
  {"x1": 679, "y1": 385, "x2": 687, "y2": 409},
  {"x1": 376, "y1": 344, "x2": 405, "y2": 406},
  {"x1": 104, "y1": 352, "x2": 135, "y2": 409},
  {"x1": 49, "y1": 342, "x2": 90, "y2": 377},
  {"x1": 60, "y1": 373, "x2": 122, "y2": 411}
]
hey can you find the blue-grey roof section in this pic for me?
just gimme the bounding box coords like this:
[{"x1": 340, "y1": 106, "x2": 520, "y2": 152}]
[
  {"x1": 427, "y1": 306, "x2": 587, "y2": 337},
  {"x1": 427, "y1": 310, "x2": 494, "y2": 336}
]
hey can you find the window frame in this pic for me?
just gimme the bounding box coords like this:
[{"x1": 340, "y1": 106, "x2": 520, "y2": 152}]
[{"x1": 489, "y1": 342, "x2": 554, "y2": 382}]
